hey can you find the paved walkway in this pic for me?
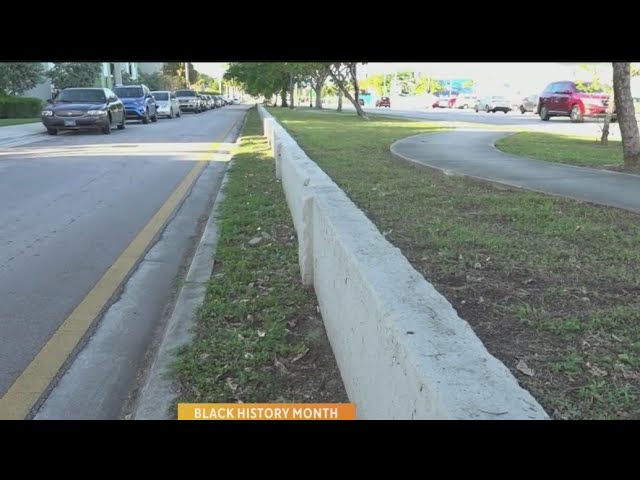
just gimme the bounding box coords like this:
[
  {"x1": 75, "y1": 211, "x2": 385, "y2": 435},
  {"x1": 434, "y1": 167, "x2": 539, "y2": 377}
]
[{"x1": 391, "y1": 129, "x2": 640, "y2": 214}]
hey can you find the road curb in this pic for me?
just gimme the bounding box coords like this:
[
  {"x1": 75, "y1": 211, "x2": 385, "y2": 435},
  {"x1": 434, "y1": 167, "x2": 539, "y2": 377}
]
[{"x1": 132, "y1": 112, "x2": 248, "y2": 420}]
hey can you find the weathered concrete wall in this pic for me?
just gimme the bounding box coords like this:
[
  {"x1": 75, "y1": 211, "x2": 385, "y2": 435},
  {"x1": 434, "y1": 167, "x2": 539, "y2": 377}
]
[{"x1": 257, "y1": 105, "x2": 548, "y2": 420}]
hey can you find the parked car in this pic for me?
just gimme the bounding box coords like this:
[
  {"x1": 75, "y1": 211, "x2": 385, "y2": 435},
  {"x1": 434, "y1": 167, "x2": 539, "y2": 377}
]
[
  {"x1": 206, "y1": 95, "x2": 215, "y2": 109},
  {"x1": 433, "y1": 94, "x2": 454, "y2": 108},
  {"x1": 454, "y1": 94, "x2": 477, "y2": 109},
  {"x1": 151, "y1": 90, "x2": 181, "y2": 118},
  {"x1": 231, "y1": 97, "x2": 240, "y2": 104},
  {"x1": 537, "y1": 81, "x2": 612, "y2": 123},
  {"x1": 375, "y1": 96, "x2": 391, "y2": 108},
  {"x1": 112, "y1": 84, "x2": 158, "y2": 124},
  {"x1": 201, "y1": 94, "x2": 211, "y2": 110},
  {"x1": 175, "y1": 89, "x2": 202, "y2": 113},
  {"x1": 518, "y1": 94, "x2": 539, "y2": 114},
  {"x1": 475, "y1": 95, "x2": 512, "y2": 113},
  {"x1": 41, "y1": 87, "x2": 125, "y2": 135},
  {"x1": 213, "y1": 95, "x2": 224, "y2": 108}
]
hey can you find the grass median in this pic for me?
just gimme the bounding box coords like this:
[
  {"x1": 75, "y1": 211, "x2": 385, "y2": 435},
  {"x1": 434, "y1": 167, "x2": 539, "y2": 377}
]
[
  {"x1": 268, "y1": 107, "x2": 640, "y2": 420},
  {"x1": 496, "y1": 132, "x2": 625, "y2": 169},
  {"x1": 0, "y1": 118, "x2": 40, "y2": 127},
  {"x1": 170, "y1": 107, "x2": 347, "y2": 408}
]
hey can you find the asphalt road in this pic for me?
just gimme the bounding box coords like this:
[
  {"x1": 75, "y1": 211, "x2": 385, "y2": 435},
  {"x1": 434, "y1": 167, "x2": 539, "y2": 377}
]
[
  {"x1": 0, "y1": 105, "x2": 250, "y2": 418},
  {"x1": 341, "y1": 104, "x2": 622, "y2": 138}
]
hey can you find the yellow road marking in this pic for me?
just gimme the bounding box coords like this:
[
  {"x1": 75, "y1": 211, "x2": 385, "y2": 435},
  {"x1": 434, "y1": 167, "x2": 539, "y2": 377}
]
[{"x1": 0, "y1": 116, "x2": 241, "y2": 420}]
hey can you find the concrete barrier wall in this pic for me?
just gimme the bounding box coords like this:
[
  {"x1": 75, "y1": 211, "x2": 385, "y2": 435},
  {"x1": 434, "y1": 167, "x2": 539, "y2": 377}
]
[{"x1": 256, "y1": 105, "x2": 548, "y2": 420}]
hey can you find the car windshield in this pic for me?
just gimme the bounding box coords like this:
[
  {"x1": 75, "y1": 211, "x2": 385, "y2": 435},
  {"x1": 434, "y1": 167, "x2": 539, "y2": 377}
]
[
  {"x1": 113, "y1": 86, "x2": 144, "y2": 98},
  {"x1": 575, "y1": 82, "x2": 606, "y2": 94},
  {"x1": 152, "y1": 92, "x2": 168, "y2": 101},
  {"x1": 176, "y1": 90, "x2": 196, "y2": 97},
  {"x1": 57, "y1": 89, "x2": 106, "y2": 103}
]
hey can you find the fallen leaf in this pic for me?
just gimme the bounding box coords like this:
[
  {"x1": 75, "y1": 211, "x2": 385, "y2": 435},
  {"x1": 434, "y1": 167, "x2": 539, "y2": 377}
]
[
  {"x1": 248, "y1": 282, "x2": 254, "y2": 288},
  {"x1": 244, "y1": 353, "x2": 254, "y2": 360},
  {"x1": 275, "y1": 358, "x2": 289, "y2": 373},
  {"x1": 291, "y1": 348, "x2": 310, "y2": 363},
  {"x1": 247, "y1": 314, "x2": 254, "y2": 322},
  {"x1": 124, "y1": 414, "x2": 132, "y2": 420},
  {"x1": 516, "y1": 359, "x2": 535, "y2": 376},
  {"x1": 590, "y1": 365, "x2": 608, "y2": 377},
  {"x1": 226, "y1": 378, "x2": 238, "y2": 391},
  {"x1": 474, "y1": 262, "x2": 482, "y2": 269},
  {"x1": 248, "y1": 237, "x2": 262, "y2": 246},
  {"x1": 199, "y1": 353, "x2": 210, "y2": 361},
  {"x1": 257, "y1": 329, "x2": 266, "y2": 338}
]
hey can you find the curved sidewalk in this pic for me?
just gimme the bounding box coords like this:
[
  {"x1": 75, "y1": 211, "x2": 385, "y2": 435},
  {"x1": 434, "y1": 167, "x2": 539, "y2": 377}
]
[{"x1": 391, "y1": 129, "x2": 640, "y2": 214}]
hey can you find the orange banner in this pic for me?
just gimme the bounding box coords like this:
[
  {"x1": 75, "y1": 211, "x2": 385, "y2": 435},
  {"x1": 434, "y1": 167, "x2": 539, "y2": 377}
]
[{"x1": 178, "y1": 403, "x2": 356, "y2": 420}]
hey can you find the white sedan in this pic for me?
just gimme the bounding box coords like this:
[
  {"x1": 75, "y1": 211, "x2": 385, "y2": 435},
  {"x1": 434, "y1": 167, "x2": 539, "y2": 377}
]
[
  {"x1": 475, "y1": 95, "x2": 512, "y2": 113},
  {"x1": 151, "y1": 91, "x2": 182, "y2": 118}
]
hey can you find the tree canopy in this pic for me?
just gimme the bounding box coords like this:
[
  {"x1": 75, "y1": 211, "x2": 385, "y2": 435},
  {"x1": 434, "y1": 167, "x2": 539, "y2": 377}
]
[
  {"x1": 0, "y1": 62, "x2": 45, "y2": 95},
  {"x1": 48, "y1": 63, "x2": 101, "y2": 90}
]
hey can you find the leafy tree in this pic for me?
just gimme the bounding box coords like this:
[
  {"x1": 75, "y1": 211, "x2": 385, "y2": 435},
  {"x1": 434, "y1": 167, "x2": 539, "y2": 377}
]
[
  {"x1": 326, "y1": 63, "x2": 368, "y2": 119},
  {"x1": 48, "y1": 63, "x2": 101, "y2": 90},
  {"x1": 162, "y1": 62, "x2": 198, "y2": 86},
  {"x1": 0, "y1": 62, "x2": 44, "y2": 95},
  {"x1": 302, "y1": 63, "x2": 330, "y2": 108},
  {"x1": 612, "y1": 62, "x2": 640, "y2": 167},
  {"x1": 360, "y1": 73, "x2": 386, "y2": 96},
  {"x1": 225, "y1": 63, "x2": 290, "y2": 107}
]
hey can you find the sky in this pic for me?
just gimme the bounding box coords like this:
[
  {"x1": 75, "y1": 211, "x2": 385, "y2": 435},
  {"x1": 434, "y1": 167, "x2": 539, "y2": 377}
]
[{"x1": 192, "y1": 63, "x2": 227, "y2": 78}]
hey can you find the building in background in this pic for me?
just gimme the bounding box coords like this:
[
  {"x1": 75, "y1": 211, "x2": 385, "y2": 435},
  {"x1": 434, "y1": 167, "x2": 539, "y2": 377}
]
[{"x1": 22, "y1": 63, "x2": 140, "y2": 100}]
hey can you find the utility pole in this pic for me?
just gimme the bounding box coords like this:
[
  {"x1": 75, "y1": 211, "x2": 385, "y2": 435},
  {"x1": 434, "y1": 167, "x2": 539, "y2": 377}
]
[
  {"x1": 184, "y1": 62, "x2": 190, "y2": 88},
  {"x1": 113, "y1": 62, "x2": 122, "y2": 86}
]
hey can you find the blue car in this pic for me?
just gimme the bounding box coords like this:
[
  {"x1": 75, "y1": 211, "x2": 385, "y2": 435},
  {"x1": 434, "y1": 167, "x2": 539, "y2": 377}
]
[{"x1": 113, "y1": 84, "x2": 158, "y2": 124}]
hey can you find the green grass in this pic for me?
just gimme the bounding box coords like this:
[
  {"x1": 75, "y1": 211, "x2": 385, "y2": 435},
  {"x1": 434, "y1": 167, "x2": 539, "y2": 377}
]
[
  {"x1": 496, "y1": 132, "x2": 623, "y2": 168},
  {"x1": 0, "y1": 118, "x2": 39, "y2": 127},
  {"x1": 267, "y1": 107, "x2": 640, "y2": 420},
  {"x1": 170, "y1": 107, "x2": 346, "y2": 410}
]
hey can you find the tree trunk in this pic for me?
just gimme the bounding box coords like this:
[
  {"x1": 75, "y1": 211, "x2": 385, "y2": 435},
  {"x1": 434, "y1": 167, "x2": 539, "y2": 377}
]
[
  {"x1": 315, "y1": 84, "x2": 323, "y2": 109},
  {"x1": 613, "y1": 62, "x2": 640, "y2": 167},
  {"x1": 280, "y1": 88, "x2": 288, "y2": 108},
  {"x1": 337, "y1": 90, "x2": 342, "y2": 112},
  {"x1": 339, "y1": 83, "x2": 368, "y2": 118},
  {"x1": 601, "y1": 88, "x2": 615, "y2": 145},
  {"x1": 289, "y1": 73, "x2": 294, "y2": 109}
]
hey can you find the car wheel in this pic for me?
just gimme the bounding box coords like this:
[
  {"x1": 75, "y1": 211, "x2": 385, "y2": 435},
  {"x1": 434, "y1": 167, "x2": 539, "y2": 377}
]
[
  {"x1": 503, "y1": 110, "x2": 508, "y2": 114},
  {"x1": 177, "y1": 109, "x2": 181, "y2": 118},
  {"x1": 151, "y1": 109, "x2": 158, "y2": 122},
  {"x1": 47, "y1": 128, "x2": 58, "y2": 135},
  {"x1": 102, "y1": 116, "x2": 112, "y2": 135},
  {"x1": 463, "y1": 104, "x2": 468, "y2": 109},
  {"x1": 169, "y1": 108, "x2": 174, "y2": 119},
  {"x1": 117, "y1": 114, "x2": 125, "y2": 130},
  {"x1": 475, "y1": 106, "x2": 479, "y2": 113},
  {"x1": 485, "y1": 105, "x2": 490, "y2": 113},
  {"x1": 570, "y1": 105, "x2": 584, "y2": 123},
  {"x1": 539, "y1": 105, "x2": 550, "y2": 121},
  {"x1": 520, "y1": 106, "x2": 526, "y2": 114},
  {"x1": 142, "y1": 109, "x2": 150, "y2": 124}
]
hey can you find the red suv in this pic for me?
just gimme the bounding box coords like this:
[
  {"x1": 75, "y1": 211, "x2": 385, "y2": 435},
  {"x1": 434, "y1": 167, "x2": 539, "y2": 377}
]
[
  {"x1": 537, "y1": 81, "x2": 612, "y2": 123},
  {"x1": 376, "y1": 96, "x2": 391, "y2": 108}
]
